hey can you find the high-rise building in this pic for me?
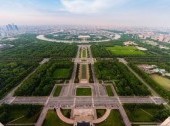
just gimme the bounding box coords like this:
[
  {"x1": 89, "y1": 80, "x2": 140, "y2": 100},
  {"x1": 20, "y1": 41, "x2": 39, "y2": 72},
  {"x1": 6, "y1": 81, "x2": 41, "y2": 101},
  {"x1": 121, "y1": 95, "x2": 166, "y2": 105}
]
[{"x1": 6, "y1": 24, "x2": 19, "y2": 31}]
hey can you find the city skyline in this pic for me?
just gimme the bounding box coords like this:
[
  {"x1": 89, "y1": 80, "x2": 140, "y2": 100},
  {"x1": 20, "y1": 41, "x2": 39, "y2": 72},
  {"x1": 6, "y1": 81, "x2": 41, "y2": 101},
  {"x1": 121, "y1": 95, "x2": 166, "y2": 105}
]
[{"x1": 0, "y1": 0, "x2": 170, "y2": 27}]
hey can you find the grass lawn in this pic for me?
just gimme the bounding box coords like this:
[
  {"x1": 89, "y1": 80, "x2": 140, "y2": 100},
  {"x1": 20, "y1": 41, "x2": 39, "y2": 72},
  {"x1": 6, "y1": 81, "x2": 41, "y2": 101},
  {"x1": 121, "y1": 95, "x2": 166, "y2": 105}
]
[
  {"x1": 76, "y1": 88, "x2": 92, "y2": 96},
  {"x1": 81, "y1": 64, "x2": 87, "y2": 79},
  {"x1": 124, "y1": 104, "x2": 163, "y2": 122},
  {"x1": 106, "y1": 85, "x2": 114, "y2": 96},
  {"x1": 82, "y1": 49, "x2": 87, "y2": 58},
  {"x1": 53, "y1": 86, "x2": 62, "y2": 96},
  {"x1": 0, "y1": 105, "x2": 42, "y2": 124},
  {"x1": 61, "y1": 109, "x2": 71, "y2": 118},
  {"x1": 151, "y1": 74, "x2": 170, "y2": 91},
  {"x1": 43, "y1": 110, "x2": 71, "y2": 126},
  {"x1": 53, "y1": 68, "x2": 70, "y2": 79},
  {"x1": 96, "y1": 109, "x2": 106, "y2": 118},
  {"x1": 106, "y1": 46, "x2": 146, "y2": 56},
  {"x1": 96, "y1": 110, "x2": 125, "y2": 126}
]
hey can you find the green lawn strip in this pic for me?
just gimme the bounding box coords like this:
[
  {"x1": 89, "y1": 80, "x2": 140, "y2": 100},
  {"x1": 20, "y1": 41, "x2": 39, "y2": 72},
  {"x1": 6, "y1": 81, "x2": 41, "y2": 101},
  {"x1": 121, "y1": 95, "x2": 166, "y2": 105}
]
[
  {"x1": 53, "y1": 86, "x2": 62, "y2": 96},
  {"x1": 76, "y1": 88, "x2": 92, "y2": 96},
  {"x1": 82, "y1": 49, "x2": 87, "y2": 58},
  {"x1": 106, "y1": 85, "x2": 114, "y2": 96},
  {"x1": 106, "y1": 46, "x2": 145, "y2": 56},
  {"x1": 96, "y1": 110, "x2": 125, "y2": 126},
  {"x1": 124, "y1": 104, "x2": 165, "y2": 122},
  {"x1": 61, "y1": 109, "x2": 71, "y2": 118},
  {"x1": 96, "y1": 109, "x2": 106, "y2": 118},
  {"x1": 53, "y1": 68, "x2": 70, "y2": 79},
  {"x1": 81, "y1": 64, "x2": 87, "y2": 79},
  {"x1": 43, "y1": 110, "x2": 71, "y2": 126}
]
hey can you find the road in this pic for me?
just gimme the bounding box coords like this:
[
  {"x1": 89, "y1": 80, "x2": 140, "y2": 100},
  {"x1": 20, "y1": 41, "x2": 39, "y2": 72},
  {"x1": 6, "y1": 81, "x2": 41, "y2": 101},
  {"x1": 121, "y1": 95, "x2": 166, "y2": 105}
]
[
  {"x1": 0, "y1": 46, "x2": 168, "y2": 126},
  {"x1": 9, "y1": 96, "x2": 166, "y2": 107}
]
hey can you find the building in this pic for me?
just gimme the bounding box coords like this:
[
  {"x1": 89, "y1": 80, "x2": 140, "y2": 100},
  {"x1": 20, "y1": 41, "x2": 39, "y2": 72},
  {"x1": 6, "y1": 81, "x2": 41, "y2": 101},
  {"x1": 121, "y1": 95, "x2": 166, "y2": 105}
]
[
  {"x1": 78, "y1": 35, "x2": 90, "y2": 42},
  {"x1": 124, "y1": 41, "x2": 138, "y2": 46},
  {"x1": 6, "y1": 24, "x2": 18, "y2": 31}
]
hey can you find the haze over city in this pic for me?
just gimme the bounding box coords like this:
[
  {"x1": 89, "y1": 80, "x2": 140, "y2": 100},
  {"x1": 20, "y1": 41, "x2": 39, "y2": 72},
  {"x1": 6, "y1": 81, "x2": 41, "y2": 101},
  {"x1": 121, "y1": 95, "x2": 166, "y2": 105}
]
[{"x1": 0, "y1": 0, "x2": 170, "y2": 27}]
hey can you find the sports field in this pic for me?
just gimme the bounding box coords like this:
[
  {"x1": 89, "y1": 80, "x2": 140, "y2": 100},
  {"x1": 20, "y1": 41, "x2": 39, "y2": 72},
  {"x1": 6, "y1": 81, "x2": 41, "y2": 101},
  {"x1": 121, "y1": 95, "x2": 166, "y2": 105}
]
[
  {"x1": 106, "y1": 46, "x2": 146, "y2": 56},
  {"x1": 151, "y1": 74, "x2": 170, "y2": 91}
]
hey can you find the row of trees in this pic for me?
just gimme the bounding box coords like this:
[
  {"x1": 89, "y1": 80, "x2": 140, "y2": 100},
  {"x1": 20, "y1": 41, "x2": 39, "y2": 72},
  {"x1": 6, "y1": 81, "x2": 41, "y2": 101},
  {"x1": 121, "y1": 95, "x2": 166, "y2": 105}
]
[
  {"x1": 15, "y1": 60, "x2": 73, "y2": 96},
  {"x1": 94, "y1": 60, "x2": 150, "y2": 96},
  {"x1": 126, "y1": 56, "x2": 170, "y2": 63},
  {"x1": 88, "y1": 64, "x2": 94, "y2": 83},
  {"x1": 74, "y1": 64, "x2": 80, "y2": 83}
]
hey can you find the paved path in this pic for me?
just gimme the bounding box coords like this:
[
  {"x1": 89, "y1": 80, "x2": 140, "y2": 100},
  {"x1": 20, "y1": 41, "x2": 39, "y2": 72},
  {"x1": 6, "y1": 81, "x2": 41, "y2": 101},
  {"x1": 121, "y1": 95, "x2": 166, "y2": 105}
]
[{"x1": 35, "y1": 107, "x2": 48, "y2": 126}]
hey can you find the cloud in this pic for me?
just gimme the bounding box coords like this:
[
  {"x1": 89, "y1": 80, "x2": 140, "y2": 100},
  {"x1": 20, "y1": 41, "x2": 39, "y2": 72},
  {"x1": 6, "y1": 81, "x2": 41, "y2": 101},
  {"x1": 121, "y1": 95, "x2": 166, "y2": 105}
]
[{"x1": 60, "y1": 0, "x2": 128, "y2": 14}]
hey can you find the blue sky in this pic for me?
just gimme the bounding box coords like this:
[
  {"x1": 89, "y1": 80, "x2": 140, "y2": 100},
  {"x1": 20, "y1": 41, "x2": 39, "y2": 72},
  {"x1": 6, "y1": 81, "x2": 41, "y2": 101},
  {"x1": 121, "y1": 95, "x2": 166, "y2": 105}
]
[{"x1": 0, "y1": 0, "x2": 170, "y2": 27}]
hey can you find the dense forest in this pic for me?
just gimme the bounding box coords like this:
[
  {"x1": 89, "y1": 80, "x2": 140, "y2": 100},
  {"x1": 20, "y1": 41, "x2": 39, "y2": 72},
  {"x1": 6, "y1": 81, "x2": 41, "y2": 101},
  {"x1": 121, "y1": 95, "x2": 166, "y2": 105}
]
[
  {"x1": 0, "y1": 60, "x2": 37, "y2": 99},
  {"x1": 0, "y1": 34, "x2": 78, "y2": 60},
  {"x1": 15, "y1": 60, "x2": 73, "y2": 96},
  {"x1": 91, "y1": 45, "x2": 112, "y2": 58},
  {"x1": 0, "y1": 34, "x2": 77, "y2": 99},
  {"x1": 94, "y1": 60, "x2": 150, "y2": 96}
]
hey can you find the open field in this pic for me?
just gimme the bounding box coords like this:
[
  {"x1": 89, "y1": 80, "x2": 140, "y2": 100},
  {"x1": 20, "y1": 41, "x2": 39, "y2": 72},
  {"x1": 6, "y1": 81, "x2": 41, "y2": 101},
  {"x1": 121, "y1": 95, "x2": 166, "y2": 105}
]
[
  {"x1": 106, "y1": 46, "x2": 146, "y2": 56},
  {"x1": 53, "y1": 86, "x2": 62, "y2": 96},
  {"x1": 96, "y1": 110, "x2": 125, "y2": 126},
  {"x1": 43, "y1": 110, "x2": 71, "y2": 126},
  {"x1": 106, "y1": 85, "x2": 114, "y2": 96},
  {"x1": 76, "y1": 88, "x2": 92, "y2": 96},
  {"x1": 0, "y1": 105, "x2": 42, "y2": 124},
  {"x1": 151, "y1": 74, "x2": 170, "y2": 91},
  {"x1": 53, "y1": 68, "x2": 71, "y2": 79}
]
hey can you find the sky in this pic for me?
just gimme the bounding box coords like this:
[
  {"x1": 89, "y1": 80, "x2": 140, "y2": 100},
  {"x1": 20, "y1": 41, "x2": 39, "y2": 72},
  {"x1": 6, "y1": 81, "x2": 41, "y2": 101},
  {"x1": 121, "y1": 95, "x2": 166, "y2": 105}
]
[{"x1": 0, "y1": 0, "x2": 170, "y2": 27}]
